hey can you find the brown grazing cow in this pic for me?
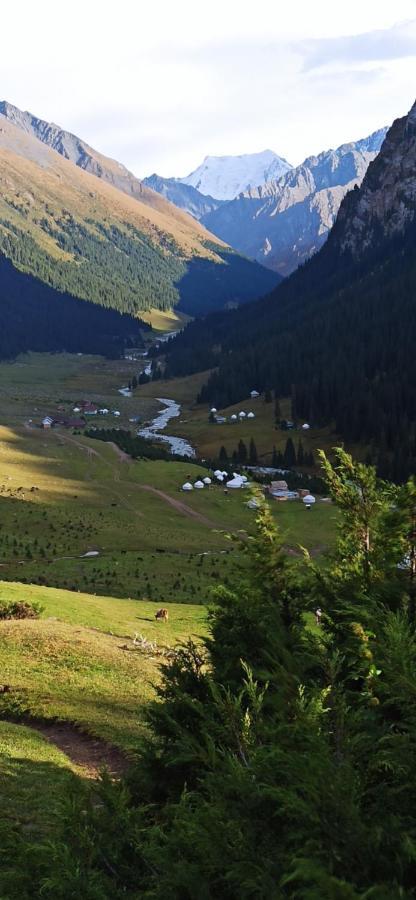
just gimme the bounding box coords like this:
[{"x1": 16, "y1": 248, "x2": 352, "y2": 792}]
[{"x1": 155, "y1": 608, "x2": 169, "y2": 621}]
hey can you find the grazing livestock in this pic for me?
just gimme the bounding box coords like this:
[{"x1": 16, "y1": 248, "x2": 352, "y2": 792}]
[{"x1": 155, "y1": 608, "x2": 169, "y2": 621}]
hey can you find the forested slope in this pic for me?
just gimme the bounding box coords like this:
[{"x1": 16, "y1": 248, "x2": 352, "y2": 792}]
[
  {"x1": 165, "y1": 101, "x2": 416, "y2": 480},
  {"x1": 0, "y1": 109, "x2": 278, "y2": 323}
]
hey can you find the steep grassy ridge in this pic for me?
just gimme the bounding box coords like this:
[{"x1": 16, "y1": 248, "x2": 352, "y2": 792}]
[{"x1": 0, "y1": 115, "x2": 278, "y2": 320}]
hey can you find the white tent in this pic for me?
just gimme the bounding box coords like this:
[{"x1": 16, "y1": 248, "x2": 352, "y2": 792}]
[
  {"x1": 240, "y1": 475, "x2": 248, "y2": 482},
  {"x1": 210, "y1": 407, "x2": 217, "y2": 414},
  {"x1": 203, "y1": 477, "x2": 212, "y2": 485},
  {"x1": 227, "y1": 477, "x2": 243, "y2": 489},
  {"x1": 250, "y1": 390, "x2": 260, "y2": 398},
  {"x1": 239, "y1": 411, "x2": 246, "y2": 418},
  {"x1": 214, "y1": 469, "x2": 223, "y2": 477},
  {"x1": 182, "y1": 482, "x2": 193, "y2": 491},
  {"x1": 247, "y1": 412, "x2": 255, "y2": 419},
  {"x1": 302, "y1": 423, "x2": 310, "y2": 430},
  {"x1": 303, "y1": 494, "x2": 316, "y2": 505},
  {"x1": 216, "y1": 474, "x2": 224, "y2": 482},
  {"x1": 222, "y1": 471, "x2": 228, "y2": 477},
  {"x1": 194, "y1": 480, "x2": 205, "y2": 489},
  {"x1": 230, "y1": 414, "x2": 237, "y2": 421}
]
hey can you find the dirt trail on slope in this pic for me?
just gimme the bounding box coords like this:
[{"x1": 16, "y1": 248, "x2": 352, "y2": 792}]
[
  {"x1": 48, "y1": 431, "x2": 217, "y2": 528},
  {"x1": 26, "y1": 720, "x2": 129, "y2": 779},
  {"x1": 138, "y1": 484, "x2": 217, "y2": 528}
]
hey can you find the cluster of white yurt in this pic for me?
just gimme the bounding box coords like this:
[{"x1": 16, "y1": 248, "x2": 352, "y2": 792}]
[
  {"x1": 226, "y1": 473, "x2": 249, "y2": 489},
  {"x1": 182, "y1": 476, "x2": 213, "y2": 491},
  {"x1": 302, "y1": 494, "x2": 316, "y2": 506}
]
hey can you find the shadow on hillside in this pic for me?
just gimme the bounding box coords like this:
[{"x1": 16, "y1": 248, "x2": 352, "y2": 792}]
[{"x1": 176, "y1": 248, "x2": 279, "y2": 317}]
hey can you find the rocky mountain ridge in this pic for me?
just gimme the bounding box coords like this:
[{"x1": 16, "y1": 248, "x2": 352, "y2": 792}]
[
  {"x1": 143, "y1": 173, "x2": 223, "y2": 220},
  {"x1": 200, "y1": 128, "x2": 388, "y2": 274},
  {"x1": 0, "y1": 103, "x2": 279, "y2": 321},
  {"x1": 331, "y1": 109, "x2": 416, "y2": 256}
]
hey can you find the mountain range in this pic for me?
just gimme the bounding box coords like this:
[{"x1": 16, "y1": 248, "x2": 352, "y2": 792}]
[
  {"x1": 146, "y1": 129, "x2": 387, "y2": 276},
  {"x1": 164, "y1": 100, "x2": 416, "y2": 481},
  {"x1": 0, "y1": 101, "x2": 279, "y2": 359}
]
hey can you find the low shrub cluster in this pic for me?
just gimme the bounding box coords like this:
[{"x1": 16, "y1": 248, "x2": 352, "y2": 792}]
[{"x1": 0, "y1": 599, "x2": 43, "y2": 620}]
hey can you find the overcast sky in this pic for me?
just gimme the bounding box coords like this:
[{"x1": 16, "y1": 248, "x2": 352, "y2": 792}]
[{"x1": 1, "y1": 1, "x2": 416, "y2": 177}]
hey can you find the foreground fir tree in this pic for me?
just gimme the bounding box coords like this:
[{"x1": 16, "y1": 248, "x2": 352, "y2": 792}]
[{"x1": 7, "y1": 454, "x2": 416, "y2": 899}]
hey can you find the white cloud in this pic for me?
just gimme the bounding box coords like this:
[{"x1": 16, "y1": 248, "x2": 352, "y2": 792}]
[{"x1": 1, "y1": 0, "x2": 416, "y2": 175}]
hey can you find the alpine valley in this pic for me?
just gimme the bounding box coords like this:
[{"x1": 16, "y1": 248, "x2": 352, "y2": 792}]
[
  {"x1": 165, "y1": 100, "x2": 416, "y2": 481},
  {"x1": 2, "y1": 26, "x2": 416, "y2": 900}
]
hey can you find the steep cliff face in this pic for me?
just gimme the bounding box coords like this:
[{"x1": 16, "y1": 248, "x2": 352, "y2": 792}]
[
  {"x1": 201, "y1": 129, "x2": 387, "y2": 274},
  {"x1": 331, "y1": 105, "x2": 416, "y2": 256}
]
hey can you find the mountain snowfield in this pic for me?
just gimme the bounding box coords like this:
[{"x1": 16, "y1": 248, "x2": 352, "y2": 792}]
[{"x1": 178, "y1": 149, "x2": 292, "y2": 200}]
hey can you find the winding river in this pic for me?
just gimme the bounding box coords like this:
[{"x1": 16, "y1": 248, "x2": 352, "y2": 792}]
[{"x1": 138, "y1": 398, "x2": 195, "y2": 458}]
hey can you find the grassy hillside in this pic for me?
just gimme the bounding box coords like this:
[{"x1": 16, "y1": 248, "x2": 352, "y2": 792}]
[
  {"x1": 0, "y1": 581, "x2": 205, "y2": 749},
  {"x1": 0, "y1": 579, "x2": 205, "y2": 858},
  {"x1": 0, "y1": 115, "x2": 278, "y2": 326}
]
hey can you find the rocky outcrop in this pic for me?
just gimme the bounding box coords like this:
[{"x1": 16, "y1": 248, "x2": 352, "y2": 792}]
[{"x1": 332, "y1": 106, "x2": 416, "y2": 256}]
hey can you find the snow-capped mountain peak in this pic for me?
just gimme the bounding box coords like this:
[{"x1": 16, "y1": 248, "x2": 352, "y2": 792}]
[{"x1": 179, "y1": 149, "x2": 292, "y2": 201}]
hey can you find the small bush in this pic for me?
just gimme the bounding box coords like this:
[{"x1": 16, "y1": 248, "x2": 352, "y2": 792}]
[{"x1": 0, "y1": 599, "x2": 43, "y2": 620}]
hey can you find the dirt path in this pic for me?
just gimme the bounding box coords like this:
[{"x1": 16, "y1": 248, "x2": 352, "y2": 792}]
[
  {"x1": 106, "y1": 441, "x2": 132, "y2": 463},
  {"x1": 48, "y1": 431, "x2": 216, "y2": 528},
  {"x1": 138, "y1": 484, "x2": 217, "y2": 528},
  {"x1": 26, "y1": 720, "x2": 129, "y2": 779}
]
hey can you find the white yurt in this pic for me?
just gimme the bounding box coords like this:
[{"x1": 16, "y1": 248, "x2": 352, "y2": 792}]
[
  {"x1": 250, "y1": 390, "x2": 260, "y2": 399},
  {"x1": 203, "y1": 477, "x2": 212, "y2": 485},
  {"x1": 230, "y1": 414, "x2": 238, "y2": 421},
  {"x1": 227, "y1": 476, "x2": 243, "y2": 489},
  {"x1": 210, "y1": 407, "x2": 217, "y2": 414},
  {"x1": 194, "y1": 480, "x2": 205, "y2": 489},
  {"x1": 302, "y1": 494, "x2": 316, "y2": 505},
  {"x1": 302, "y1": 423, "x2": 310, "y2": 430},
  {"x1": 182, "y1": 482, "x2": 193, "y2": 491},
  {"x1": 214, "y1": 469, "x2": 223, "y2": 478},
  {"x1": 222, "y1": 471, "x2": 228, "y2": 477},
  {"x1": 247, "y1": 412, "x2": 255, "y2": 419},
  {"x1": 216, "y1": 473, "x2": 224, "y2": 482},
  {"x1": 239, "y1": 411, "x2": 246, "y2": 419},
  {"x1": 240, "y1": 475, "x2": 248, "y2": 482}
]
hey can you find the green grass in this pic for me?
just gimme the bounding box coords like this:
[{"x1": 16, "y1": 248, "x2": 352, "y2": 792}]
[
  {"x1": 0, "y1": 581, "x2": 206, "y2": 750},
  {"x1": 0, "y1": 720, "x2": 79, "y2": 827},
  {"x1": 0, "y1": 351, "x2": 338, "y2": 603}
]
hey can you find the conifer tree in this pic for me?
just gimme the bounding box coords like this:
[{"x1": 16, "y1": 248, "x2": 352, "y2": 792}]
[
  {"x1": 237, "y1": 439, "x2": 248, "y2": 464},
  {"x1": 283, "y1": 436, "x2": 296, "y2": 467},
  {"x1": 248, "y1": 437, "x2": 258, "y2": 465},
  {"x1": 218, "y1": 445, "x2": 228, "y2": 465}
]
